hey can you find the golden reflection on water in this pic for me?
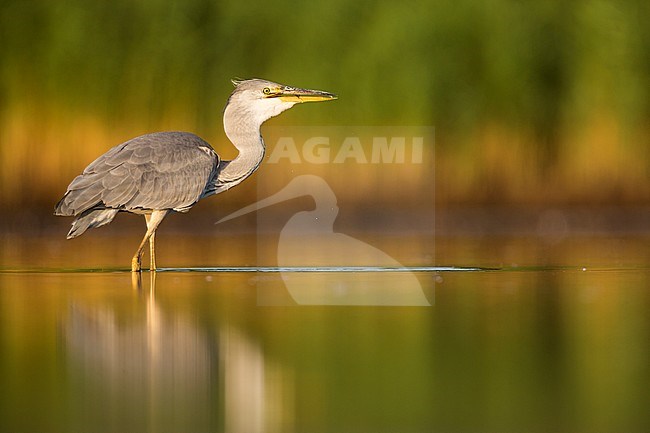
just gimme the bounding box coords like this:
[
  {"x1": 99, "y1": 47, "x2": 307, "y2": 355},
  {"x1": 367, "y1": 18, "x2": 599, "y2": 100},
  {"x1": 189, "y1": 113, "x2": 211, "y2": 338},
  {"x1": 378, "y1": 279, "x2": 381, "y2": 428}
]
[
  {"x1": 0, "y1": 268, "x2": 647, "y2": 431},
  {"x1": 1, "y1": 233, "x2": 650, "y2": 432}
]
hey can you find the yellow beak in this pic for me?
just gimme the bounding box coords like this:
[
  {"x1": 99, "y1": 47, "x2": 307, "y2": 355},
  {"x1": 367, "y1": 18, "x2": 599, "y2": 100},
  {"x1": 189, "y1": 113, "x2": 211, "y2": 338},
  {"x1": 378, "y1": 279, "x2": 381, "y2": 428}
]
[{"x1": 276, "y1": 87, "x2": 337, "y2": 103}]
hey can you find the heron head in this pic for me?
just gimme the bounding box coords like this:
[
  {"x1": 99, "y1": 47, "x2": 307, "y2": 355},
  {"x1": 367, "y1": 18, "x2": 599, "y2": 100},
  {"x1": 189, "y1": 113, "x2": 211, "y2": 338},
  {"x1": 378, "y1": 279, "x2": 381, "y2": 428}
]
[{"x1": 226, "y1": 78, "x2": 337, "y2": 124}]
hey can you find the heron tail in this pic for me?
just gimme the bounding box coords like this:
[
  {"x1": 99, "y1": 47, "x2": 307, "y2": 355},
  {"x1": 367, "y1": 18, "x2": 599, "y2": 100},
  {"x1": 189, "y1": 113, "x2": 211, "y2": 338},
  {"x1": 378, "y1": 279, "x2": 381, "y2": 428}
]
[{"x1": 67, "y1": 209, "x2": 119, "y2": 239}]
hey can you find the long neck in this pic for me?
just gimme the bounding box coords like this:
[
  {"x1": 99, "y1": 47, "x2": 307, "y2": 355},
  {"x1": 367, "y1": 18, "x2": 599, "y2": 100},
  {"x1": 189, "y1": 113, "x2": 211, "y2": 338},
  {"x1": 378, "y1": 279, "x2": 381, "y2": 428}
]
[{"x1": 219, "y1": 103, "x2": 266, "y2": 186}]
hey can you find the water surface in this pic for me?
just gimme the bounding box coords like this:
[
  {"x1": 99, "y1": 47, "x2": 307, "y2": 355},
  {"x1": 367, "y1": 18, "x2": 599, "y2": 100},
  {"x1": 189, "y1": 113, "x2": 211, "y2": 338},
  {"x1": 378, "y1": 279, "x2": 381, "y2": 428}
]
[{"x1": 1, "y1": 231, "x2": 649, "y2": 432}]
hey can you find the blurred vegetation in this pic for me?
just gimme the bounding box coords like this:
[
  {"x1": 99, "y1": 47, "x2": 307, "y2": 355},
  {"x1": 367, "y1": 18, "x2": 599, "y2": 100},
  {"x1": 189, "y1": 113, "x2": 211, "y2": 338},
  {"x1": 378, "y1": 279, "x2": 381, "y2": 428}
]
[{"x1": 1, "y1": 0, "x2": 649, "y2": 208}]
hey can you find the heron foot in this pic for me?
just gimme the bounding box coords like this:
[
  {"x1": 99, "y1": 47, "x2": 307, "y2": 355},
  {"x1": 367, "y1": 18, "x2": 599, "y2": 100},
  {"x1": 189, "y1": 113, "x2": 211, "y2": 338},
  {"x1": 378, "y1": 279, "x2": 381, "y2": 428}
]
[{"x1": 131, "y1": 255, "x2": 142, "y2": 273}]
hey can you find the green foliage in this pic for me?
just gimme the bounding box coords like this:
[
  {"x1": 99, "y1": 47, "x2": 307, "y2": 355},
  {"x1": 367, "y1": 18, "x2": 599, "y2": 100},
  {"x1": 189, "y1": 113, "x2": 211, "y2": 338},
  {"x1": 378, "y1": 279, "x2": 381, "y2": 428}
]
[
  {"x1": 0, "y1": 0, "x2": 649, "y2": 204},
  {"x1": 2, "y1": 0, "x2": 647, "y2": 122}
]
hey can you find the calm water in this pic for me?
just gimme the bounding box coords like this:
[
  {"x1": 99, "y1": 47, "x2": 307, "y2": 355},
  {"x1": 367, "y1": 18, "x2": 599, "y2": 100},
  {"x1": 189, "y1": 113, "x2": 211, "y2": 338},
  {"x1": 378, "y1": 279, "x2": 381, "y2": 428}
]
[{"x1": 1, "y1": 227, "x2": 649, "y2": 432}]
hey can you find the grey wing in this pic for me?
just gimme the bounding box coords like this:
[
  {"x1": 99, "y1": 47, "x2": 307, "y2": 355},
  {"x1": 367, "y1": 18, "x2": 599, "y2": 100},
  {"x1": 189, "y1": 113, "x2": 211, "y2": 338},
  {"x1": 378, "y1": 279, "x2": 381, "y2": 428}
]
[{"x1": 55, "y1": 132, "x2": 220, "y2": 216}]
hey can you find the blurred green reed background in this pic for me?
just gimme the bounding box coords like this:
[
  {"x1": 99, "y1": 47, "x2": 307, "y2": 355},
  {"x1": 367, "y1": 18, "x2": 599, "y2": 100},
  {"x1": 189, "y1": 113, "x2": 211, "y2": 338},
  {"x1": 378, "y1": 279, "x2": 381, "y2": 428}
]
[{"x1": 1, "y1": 0, "x2": 649, "y2": 210}]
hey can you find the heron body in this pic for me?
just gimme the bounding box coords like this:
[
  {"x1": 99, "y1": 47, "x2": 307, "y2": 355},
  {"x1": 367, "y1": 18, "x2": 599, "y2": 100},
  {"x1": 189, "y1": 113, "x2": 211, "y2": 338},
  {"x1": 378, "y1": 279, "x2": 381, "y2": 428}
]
[{"x1": 55, "y1": 79, "x2": 336, "y2": 271}]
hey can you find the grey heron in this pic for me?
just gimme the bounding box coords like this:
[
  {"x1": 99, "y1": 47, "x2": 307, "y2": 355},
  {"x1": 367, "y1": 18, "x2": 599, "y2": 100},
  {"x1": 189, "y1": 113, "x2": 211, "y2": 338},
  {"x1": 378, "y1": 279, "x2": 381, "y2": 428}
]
[{"x1": 54, "y1": 79, "x2": 336, "y2": 272}]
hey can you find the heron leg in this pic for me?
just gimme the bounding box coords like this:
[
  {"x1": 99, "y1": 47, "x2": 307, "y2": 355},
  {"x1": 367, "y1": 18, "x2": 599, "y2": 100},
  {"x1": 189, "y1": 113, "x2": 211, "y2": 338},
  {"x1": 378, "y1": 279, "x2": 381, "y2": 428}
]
[
  {"x1": 131, "y1": 210, "x2": 169, "y2": 273},
  {"x1": 149, "y1": 229, "x2": 156, "y2": 271}
]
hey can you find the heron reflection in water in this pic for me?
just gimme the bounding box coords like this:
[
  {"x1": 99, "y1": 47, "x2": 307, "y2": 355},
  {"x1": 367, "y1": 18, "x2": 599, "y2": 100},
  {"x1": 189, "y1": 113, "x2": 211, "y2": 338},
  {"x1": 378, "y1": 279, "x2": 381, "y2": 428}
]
[
  {"x1": 66, "y1": 273, "x2": 279, "y2": 432},
  {"x1": 218, "y1": 175, "x2": 430, "y2": 306},
  {"x1": 55, "y1": 79, "x2": 336, "y2": 272}
]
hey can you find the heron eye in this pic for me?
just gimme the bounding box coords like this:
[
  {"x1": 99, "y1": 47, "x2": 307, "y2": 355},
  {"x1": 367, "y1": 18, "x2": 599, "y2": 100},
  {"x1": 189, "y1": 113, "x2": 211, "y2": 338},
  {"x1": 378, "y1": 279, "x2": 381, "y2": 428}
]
[{"x1": 263, "y1": 87, "x2": 272, "y2": 95}]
